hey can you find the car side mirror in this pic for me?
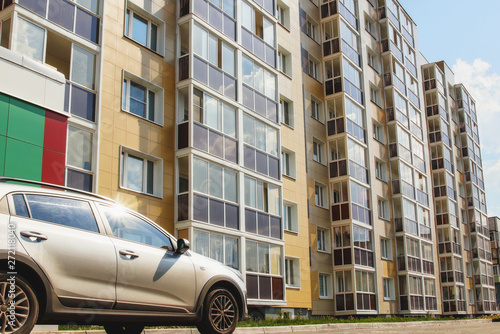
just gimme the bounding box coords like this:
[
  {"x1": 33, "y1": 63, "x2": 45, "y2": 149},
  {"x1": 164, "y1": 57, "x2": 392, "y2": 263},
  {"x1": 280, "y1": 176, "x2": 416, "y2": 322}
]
[{"x1": 176, "y1": 238, "x2": 190, "y2": 254}]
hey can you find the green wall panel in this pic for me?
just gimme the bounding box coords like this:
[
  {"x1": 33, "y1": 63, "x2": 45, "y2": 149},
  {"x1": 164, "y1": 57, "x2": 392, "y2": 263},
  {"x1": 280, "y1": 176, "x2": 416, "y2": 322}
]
[
  {"x1": 8, "y1": 97, "x2": 45, "y2": 146},
  {"x1": 0, "y1": 93, "x2": 8, "y2": 137},
  {"x1": 4, "y1": 138, "x2": 42, "y2": 181},
  {"x1": 0, "y1": 135, "x2": 5, "y2": 175}
]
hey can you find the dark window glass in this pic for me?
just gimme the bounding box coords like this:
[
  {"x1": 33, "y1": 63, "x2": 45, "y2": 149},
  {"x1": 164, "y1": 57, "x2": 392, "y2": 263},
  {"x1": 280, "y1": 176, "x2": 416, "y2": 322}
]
[
  {"x1": 27, "y1": 195, "x2": 98, "y2": 232},
  {"x1": 244, "y1": 146, "x2": 255, "y2": 170},
  {"x1": 258, "y1": 212, "x2": 269, "y2": 236},
  {"x1": 150, "y1": 23, "x2": 157, "y2": 52},
  {"x1": 209, "y1": 65, "x2": 223, "y2": 93},
  {"x1": 177, "y1": 194, "x2": 188, "y2": 221},
  {"x1": 193, "y1": 194, "x2": 208, "y2": 222},
  {"x1": 209, "y1": 4, "x2": 222, "y2": 31},
  {"x1": 67, "y1": 168, "x2": 93, "y2": 192},
  {"x1": 148, "y1": 90, "x2": 155, "y2": 121},
  {"x1": 48, "y1": 0, "x2": 75, "y2": 31},
  {"x1": 259, "y1": 276, "x2": 271, "y2": 299},
  {"x1": 75, "y1": 8, "x2": 99, "y2": 43},
  {"x1": 12, "y1": 194, "x2": 29, "y2": 218},
  {"x1": 71, "y1": 84, "x2": 96, "y2": 121},
  {"x1": 225, "y1": 137, "x2": 237, "y2": 163},
  {"x1": 177, "y1": 123, "x2": 189, "y2": 149},
  {"x1": 270, "y1": 216, "x2": 281, "y2": 239},
  {"x1": 209, "y1": 198, "x2": 224, "y2": 226},
  {"x1": 225, "y1": 203, "x2": 238, "y2": 229},
  {"x1": 272, "y1": 277, "x2": 283, "y2": 300},
  {"x1": 268, "y1": 156, "x2": 280, "y2": 179},
  {"x1": 256, "y1": 150, "x2": 267, "y2": 175},
  {"x1": 209, "y1": 130, "x2": 223, "y2": 158},
  {"x1": 245, "y1": 209, "x2": 256, "y2": 233},
  {"x1": 193, "y1": 123, "x2": 208, "y2": 151},
  {"x1": 99, "y1": 205, "x2": 173, "y2": 250},
  {"x1": 246, "y1": 274, "x2": 258, "y2": 299},
  {"x1": 18, "y1": 0, "x2": 47, "y2": 16},
  {"x1": 146, "y1": 160, "x2": 154, "y2": 194}
]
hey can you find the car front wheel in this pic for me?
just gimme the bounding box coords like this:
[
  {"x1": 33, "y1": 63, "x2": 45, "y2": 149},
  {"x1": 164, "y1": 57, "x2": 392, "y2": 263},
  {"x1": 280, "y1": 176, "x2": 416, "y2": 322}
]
[
  {"x1": 197, "y1": 288, "x2": 238, "y2": 334},
  {"x1": 0, "y1": 273, "x2": 39, "y2": 334},
  {"x1": 103, "y1": 324, "x2": 144, "y2": 334}
]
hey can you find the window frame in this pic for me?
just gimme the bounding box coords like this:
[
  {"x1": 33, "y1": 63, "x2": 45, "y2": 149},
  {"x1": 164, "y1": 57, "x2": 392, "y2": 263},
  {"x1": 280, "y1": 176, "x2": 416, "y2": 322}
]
[
  {"x1": 122, "y1": 70, "x2": 164, "y2": 125},
  {"x1": 375, "y1": 159, "x2": 387, "y2": 182},
  {"x1": 281, "y1": 147, "x2": 297, "y2": 179},
  {"x1": 124, "y1": 2, "x2": 165, "y2": 55},
  {"x1": 285, "y1": 257, "x2": 301, "y2": 288},
  {"x1": 383, "y1": 277, "x2": 395, "y2": 300},
  {"x1": 318, "y1": 272, "x2": 333, "y2": 299},
  {"x1": 120, "y1": 146, "x2": 163, "y2": 198},
  {"x1": 283, "y1": 200, "x2": 299, "y2": 233},
  {"x1": 378, "y1": 197, "x2": 390, "y2": 221},
  {"x1": 315, "y1": 182, "x2": 327, "y2": 208},
  {"x1": 380, "y1": 237, "x2": 393, "y2": 260},
  {"x1": 373, "y1": 121, "x2": 385, "y2": 144},
  {"x1": 280, "y1": 96, "x2": 294, "y2": 128},
  {"x1": 317, "y1": 226, "x2": 331, "y2": 253},
  {"x1": 311, "y1": 95, "x2": 323, "y2": 123},
  {"x1": 278, "y1": 46, "x2": 292, "y2": 77},
  {"x1": 313, "y1": 138, "x2": 325, "y2": 164}
]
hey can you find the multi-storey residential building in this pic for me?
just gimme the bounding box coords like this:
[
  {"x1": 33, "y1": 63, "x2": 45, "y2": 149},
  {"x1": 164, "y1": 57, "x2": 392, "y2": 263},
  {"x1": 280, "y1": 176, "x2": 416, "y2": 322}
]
[
  {"x1": 0, "y1": 0, "x2": 498, "y2": 321},
  {"x1": 488, "y1": 216, "x2": 500, "y2": 309}
]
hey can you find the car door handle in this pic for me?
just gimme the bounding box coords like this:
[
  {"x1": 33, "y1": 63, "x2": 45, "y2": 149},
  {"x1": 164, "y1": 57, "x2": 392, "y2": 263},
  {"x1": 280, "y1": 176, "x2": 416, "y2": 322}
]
[
  {"x1": 20, "y1": 231, "x2": 48, "y2": 241},
  {"x1": 119, "y1": 250, "x2": 139, "y2": 259}
]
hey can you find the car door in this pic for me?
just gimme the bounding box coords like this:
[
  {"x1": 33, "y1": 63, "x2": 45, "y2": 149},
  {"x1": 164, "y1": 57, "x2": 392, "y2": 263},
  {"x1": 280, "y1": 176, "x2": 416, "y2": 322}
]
[
  {"x1": 97, "y1": 204, "x2": 197, "y2": 313},
  {"x1": 8, "y1": 193, "x2": 117, "y2": 308}
]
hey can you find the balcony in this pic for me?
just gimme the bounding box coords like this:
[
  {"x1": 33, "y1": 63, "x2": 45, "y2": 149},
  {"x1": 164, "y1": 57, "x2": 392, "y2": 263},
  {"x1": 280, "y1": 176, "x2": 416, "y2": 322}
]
[
  {"x1": 349, "y1": 160, "x2": 368, "y2": 184},
  {"x1": 424, "y1": 79, "x2": 436, "y2": 91},
  {"x1": 384, "y1": 72, "x2": 406, "y2": 95},
  {"x1": 241, "y1": 26, "x2": 276, "y2": 68},
  {"x1": 378, "y1": 6, "x2": 400, "y2": 30},
  {"x1": 193, "y1": 123, "x2": 238, "y2": 164},
  {"x1": 338, "y1": 1, "x2": 358, "y2": 30},
  {"x1": 331, "y1": 202, "x2": 350, "y2": 221},
  {"x1": 321, "y1": 0, "x2": 337, "y2": 19},
  {"x1": 329, "y1": 159, "x2": 347, "y2": 178},
  {"x1": 431, "y1": 158, "x2": 454, "y2": 173},
  {"x1": 327, "y1": 117, "x2": 345, "y2": 136},
  {"x1": 392, "y1": 179, "x2": 415, "y2": 200},
  {"x1": 407, "y1": 89, "x2": 420, "y2": 108},
  {"x1": 193, "y1": 55, "x2": 237, "y2": 100},
  {"x1": 186, "y1": 0, "x2": 236, "y2": 40},
  {"x1": 426, "y1": 104, "x2": 449, "y2": 123},
  {"x1": 389, "y1": 143, "x2": 412, "y2": 164},
  {"x1": 381, "y1": 39, "x2": 403, "y2": 63},
  {"x1": 386, "y1": 107, "x2": 409, "y2": 129}
]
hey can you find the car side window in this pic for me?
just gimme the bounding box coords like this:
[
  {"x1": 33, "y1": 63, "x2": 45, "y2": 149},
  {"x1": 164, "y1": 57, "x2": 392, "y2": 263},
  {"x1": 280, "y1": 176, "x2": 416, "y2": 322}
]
[
  {"x1": 12, "y1": 194, "x2": 29, "y2": 217},
  {"x1": 99, "y1": 205, "x2": 173, "y2": 250},
  {"x1": 23, "y1": 194, "x2": 99, "y2": 233}
]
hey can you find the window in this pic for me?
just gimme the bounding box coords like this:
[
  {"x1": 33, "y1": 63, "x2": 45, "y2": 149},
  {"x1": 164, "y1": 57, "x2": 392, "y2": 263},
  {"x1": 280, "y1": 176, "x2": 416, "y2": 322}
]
[
  {"x1": 193, "y1": 157, "x2": 238, "y2": 203},
  {"x1": 100, "y1": 204, "x2": 173, "y2": 249},
  {"x1": 365, "y1": 15, "x2": 377, "y2": 39},
  {"x1": 375, "y1": 160, "x2": 387, "y2": 181},
  {"x1": 315, "y1": 182, "x2": 327, "y2": 208},
  {"x1": 276, "y1": 1, "x2": 290, "y2": 29},
  {"x1": 125, "y1": 3, "x2": 164, "y2": 54},
  {"x1": 246, "y1": 241, "x2": 282, "y2": 275},
  {"x1": 20, "y1": 195, "x2": 98, "y2": 233},
  {"x1": 367, "y1": 49, "x2": 380, "y2": 72},
  {"x1": 244, "y1": 176, "x2": 280, "y2": 216},
  {"x1": 285, "y1": 257, "x2": 300, "y2": 288},
  {"x1": 122, "y1": 71, "x2": 164, "y2": 124},
  {"x1": 313, "y1": 139, "x2": 325, "y2": 164},
  {"x1": 282, "y1": 148, "x2": 296, "y2": 178},
  {"x1": 0, "y1": 18, "x2": 11, "y2": 49},
  {"x1": 67, "y1": 125, "x2": 93, "y2": 192},
  {"x1": 120, "y1": 147, "x2": 162, "y2": 197},
  {"x1": 283, "y1": 201, "x2": 298, "y2": 233},
  {"x1": 370, "y1": 86, "x2": 381, "y2": 107},
  {"x1": 317, "y1": 227, "x2": 330, "y2": 252},
  {"x1": 193, "y1": 229, "x2": 239, "y2": 269},
  {"x1": 311, "y1": 96, "x2": 323, "y2": 122},
  {"x1": 15, "y1": 17, "x2": 45, "y2": 62},
  {"x1": 194, "y1": 23, "x2": 236, "y2": 77},
  {"x1": 241, "y1": 0, "x2": 275, "y2": 46},
  {"x1": 319, "y1": 273, "x2": 332, "y2": 298},
  {"x1": 373, "y1": 121, "x2": 385, "y2": 143},
  {"x1": 306, "y1": 16, "x2": 318, "y2": 42},
  {"x1": 193, "y1": 88, "x2": 236, "y2": 136},
  {"x1": 308, "y1": 55, "x2": 320, "y2": 80},
  {"x1": 280, "y1": 97, "x2": 294, "y2": 127},
  {"x1": 278, "y1": 47, "x2": 292, "y2": 76},
  {"x1": 466, "y1": 262, "x2": 472, "y2": 277},
  {"x1": 242, "y1": 54, "x2": 276, "y2": 100},
  {"x1": 468, "y1": 289, "x2": 474, "y2": 305},
  {"x1": 383, "y1": 277, "x2": 395, "y2": 300},
  {"x1": 381, "y1": 238, "x2": 393, "y2": 260},
  {"x1": 378, "y1": 198, "x2": 390, "y2": 220}
]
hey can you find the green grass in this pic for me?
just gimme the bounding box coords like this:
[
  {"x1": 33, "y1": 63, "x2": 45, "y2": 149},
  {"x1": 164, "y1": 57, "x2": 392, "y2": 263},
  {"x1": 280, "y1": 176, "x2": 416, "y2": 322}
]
[{"x1": 58, "y1": 314, "x2": 499, "y2": 331}]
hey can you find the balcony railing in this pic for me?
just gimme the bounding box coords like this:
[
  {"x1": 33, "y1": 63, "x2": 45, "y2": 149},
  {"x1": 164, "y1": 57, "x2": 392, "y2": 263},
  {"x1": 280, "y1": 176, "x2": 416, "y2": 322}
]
[
  {"x1": 386, "y1": 107, "x2": 409, "y2": 129},
  {"x1": 245, "y1": 208, "x2": 281, "y2": 239},
  {"x1": 352, "y1": 203, "x2": 371, "y2": 225},
  {"x1": 242, "y1": 84, "x2": 277, "y2": 123},
  {"x1": 384, "y1": 72, "x2": 406, "y2": 95},
  {"x1": 331, "y1": 202, "x2": 350, "y2": 221},
  {"x1": 413, "y1": 155, "x2": 426, "y2": 173},
  {"x1": 408, "y1": 89, "x2": 420, "y2": 108},
  {"x1": 243, "y1": 145, "x2": 280, "y2": 180},
  {"x1": 420, "y1": 225, "x2": 432, "y2": 240},
  {"x1": 339, "y1": 1, "x2": 358, "y2": 30},
  {"x1": 392, "y1": 179, "x2": 415, "y2": 200},
  {"x1": 381, "y1": 39, "x2": 403, "y2": 63},
  {"x1": 325, "y1": 77, "x2": 342, "y2": 96},
  {"x1": 193, "y1": 56, "x2": 237, "y2": 100},
  {"x1": 410, "y1": 122, "x2": 423, "y2": 140},
  {"x1": 64, "y1": 82, "x2": 96, "y2": 122},
  {"x1": 329, "y1": 159, "x2": 348, "y2": 178},
  {"x1": 405, "y1": 58, "x2": 417, "y2": 77},
  {"x1": 346, "y1": 118, "x2": 366, "y2": 143},
  {"x1": 389, "y1": 143, "x2": 412, "y2": 164},
  {"x1": 321, "y1": 0, "x2": 337, "y2": 18},
  {"x1": 241, "y1": 26, "x2": 276, "y2": 68},
  {"x1": 416, "y1": 189, "x2": 429, "y2": 206},
  {"x1": 378, "y1": 6, "x2": 400, "y2": 30},
  {"x1": 349, "y1": 160, "x2": 368, "y2": 184},
  {"x1": 344, "y1": 78, "x2": 364, "y2": 105},
  {"x1": 190, "y1": 0, "x2": 236, "y2": 40},
  {"x1": 327, "y1": 117, "x2": 345, "y2": 136},
  {"x1": 193, "y1": 122, "x2": 238, "y2": 164},
  {"x1": 402, "y1": 26, "x2": 414, "y2": 47},
  {"x1": 341, "y1": 39, "x2": 361, "y2": 67},
  {"x1": 323, "y1": 38, "x2": 340, "y2": 57}
]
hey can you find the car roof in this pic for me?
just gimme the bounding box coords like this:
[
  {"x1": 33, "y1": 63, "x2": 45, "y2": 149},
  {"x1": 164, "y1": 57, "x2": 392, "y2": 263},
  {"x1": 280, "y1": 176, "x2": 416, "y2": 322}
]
[{"x1": 0, "y1": 177, "x2": 116, "y2": 203}]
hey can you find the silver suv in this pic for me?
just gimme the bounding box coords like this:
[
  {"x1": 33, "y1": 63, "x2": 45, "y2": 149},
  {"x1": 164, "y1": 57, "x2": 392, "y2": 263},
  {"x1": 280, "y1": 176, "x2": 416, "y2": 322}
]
[{"x1": 0, "y1": 178, "x2": 247, "y2": 334}]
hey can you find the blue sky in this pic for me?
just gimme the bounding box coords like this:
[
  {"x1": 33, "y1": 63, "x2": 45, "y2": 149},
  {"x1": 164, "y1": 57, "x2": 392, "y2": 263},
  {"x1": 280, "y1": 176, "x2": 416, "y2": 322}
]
[{"x1": 398, "y1": 0, "x2": 500, "y2": 218}]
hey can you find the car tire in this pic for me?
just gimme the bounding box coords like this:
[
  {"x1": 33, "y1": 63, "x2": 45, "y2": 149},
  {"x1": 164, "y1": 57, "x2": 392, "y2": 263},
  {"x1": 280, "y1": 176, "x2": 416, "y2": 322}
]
[
  {"x1": 103, "y1": 324, "x2": 145, "y2": 334},
  {"x1": 197, "y1": 288, "x2": 238, "y2": 334},
  {"x1": 0, "y1": 273, "x2": 39, "y2": 334}
]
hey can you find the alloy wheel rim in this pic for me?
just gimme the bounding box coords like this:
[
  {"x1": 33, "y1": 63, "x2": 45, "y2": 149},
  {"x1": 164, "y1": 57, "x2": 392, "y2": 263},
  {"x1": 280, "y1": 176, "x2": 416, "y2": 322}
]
[
  {"x1": 0, "y1": 281, "x2": 30, "y2": 334},
  {"x1": 209, "y1": 294, "x2": 235, "y2": 333}
]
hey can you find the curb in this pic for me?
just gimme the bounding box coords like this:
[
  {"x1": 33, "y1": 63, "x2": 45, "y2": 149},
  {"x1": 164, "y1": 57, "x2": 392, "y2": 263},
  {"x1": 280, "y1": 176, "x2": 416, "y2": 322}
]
[{"x1": 33, "y1": 319, "x2": 494, "y2": 334}]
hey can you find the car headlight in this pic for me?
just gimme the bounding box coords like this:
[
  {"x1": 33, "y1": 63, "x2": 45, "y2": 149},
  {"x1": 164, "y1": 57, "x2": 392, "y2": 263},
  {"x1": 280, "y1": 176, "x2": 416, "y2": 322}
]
[{"x1": 226, "y1": 265, "x2": 243, "y2": 281}]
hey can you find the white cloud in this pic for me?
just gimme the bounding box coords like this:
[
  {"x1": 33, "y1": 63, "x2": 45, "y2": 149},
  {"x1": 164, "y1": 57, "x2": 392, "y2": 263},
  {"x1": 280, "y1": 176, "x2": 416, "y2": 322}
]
[{"x1": 452, "y1": 58, "x2": 500, "y2": 217}]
